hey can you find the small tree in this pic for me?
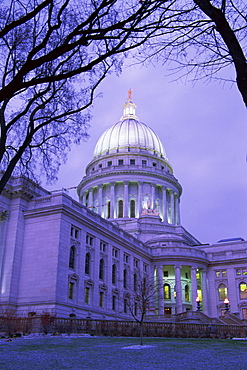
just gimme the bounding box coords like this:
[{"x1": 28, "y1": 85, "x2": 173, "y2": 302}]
[{"x1": 125, "y1": 271, "x2": 157, "y2": 345}]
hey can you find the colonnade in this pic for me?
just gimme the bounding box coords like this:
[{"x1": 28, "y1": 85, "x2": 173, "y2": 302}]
[
  {"x1": 81, "y1": 181, "x2": 180, "y2": 225},
  {"x1": 156, "y1": 265, "x2": 208, "y2": 315}
]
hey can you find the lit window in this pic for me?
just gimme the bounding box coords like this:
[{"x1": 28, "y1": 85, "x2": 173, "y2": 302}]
[
  {"x1": 242, "y1": 308, "x2": 247, "y2": 320},
  {"x1": 218, "y1": 283, "x2": 227, "y2": 301},
  {"x1": 99, "y1": 258, "x2": 104, "y2": 280},
  {"x1": 236, "y1": 269, "x2": 242, "y2": 276},
  {"x1": 112, "y1": 264, "x2": 117, "y2": 285},
  {"x1": 130, "y1": 159, "x2": 135, "y2": 165},
  {"x1": 85, "y1": 252, "x2": 90, "y2": 275},
  {"x1": 130, "y1": 200, "x2": 135, "y2": 218},
  {"x1": 164, "y1": 284, "x2": 171, "y2": 300},
  {"x1": 107, "y1": 201, "x2": 111, "y2": 219},
  {"x1": 239, "y1": 282, "x2": 247, "y2": 299},
  {"x1": 85, "y1": 287, "x2": 90, "y2": 304},
  {"x1": 222, "y1": 270, "x2": 227, "y2": 277},
  {"x1": 243, "y1": 268, "x2": 247, "y2": 276},
  {"x1": 69, "y1": 246, "x2": 75, "y2": 269},
  {"x1": 215, "y1": 271, "x2": 220, "y2": 278},
  {"x1": 118, "y1": 159, "x2": 123, "y2": 165},
  {"x1": 68, "y1": 282, "x2": 74, "y2": 300},
  {"x1": 185, "y1": 285, "x2": 189, "y2": 302},
  {"x1": 118, "y1": 200, "x2": 123, "y2": 218}
]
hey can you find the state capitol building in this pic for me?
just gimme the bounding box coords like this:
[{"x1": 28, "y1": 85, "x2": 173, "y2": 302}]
[{"x1": 1, "y1": 92, "x2": 247, "y2": 322}]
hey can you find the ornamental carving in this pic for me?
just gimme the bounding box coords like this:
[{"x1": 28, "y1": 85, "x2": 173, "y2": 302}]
[{"x1": 0, "y1": 210, "x2": 9, "y2": 221}]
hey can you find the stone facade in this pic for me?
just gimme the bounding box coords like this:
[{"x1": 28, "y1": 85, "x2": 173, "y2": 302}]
[{"x1": 0, "y1": 95, "x2": 246, "y2": 321}]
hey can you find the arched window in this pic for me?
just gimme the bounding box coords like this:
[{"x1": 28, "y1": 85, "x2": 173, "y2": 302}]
[
  {"x1": 69, "y1": 246, "x2": 75, "y2": 269},
  {"x1": 85, "y1": 252, "x2": 90, "y2": 275},
  {"x1": 164, "y1": 283, "x2": 171, "y2": 300},
  {"x1": 239, "y1": 282, "x2": 247, "y2": 299},
  {"x1": 112, "y1": 264, "x2": 116, "y2": 285},
  {"x1": 99, "y1": 258, "x2": 104, "y2": 280},
  {"x1": 118, "y1": 200, "x2": 123, "y2": 218},
  {"x1": 185, "y1": 285, "x2": 189, "y2": 302},
  {"x1": 218, "y1": 283, "x2": 227, "y2": 301},
  {"x1": 130, "y1": 200, "x2": 135, "y2": 218},
  {"x1": 107, "y1": 201, "x2": 111, "y2": 219},
  {"x1": 123, "y1": 269, "x2": 127, "y2": 289}
]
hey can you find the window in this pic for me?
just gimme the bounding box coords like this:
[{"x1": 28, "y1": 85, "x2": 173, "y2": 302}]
[
  {"x1": 70, "y1": 226, "x2": 79, "y2": 239},
  {"x1": 164, "y1": 307, "x2": 172, "y2": 316},
  {"x1": 130, "y1": 159, "x2": 135, "y2": 165},
  {"x1": 107, "y1": 161, "x2": 112, "y2": 167},
  {"x1": 185, "y1": 285, "x2": 189, "y2": 302},
  {"x1": 143, "y1": 263, "x2": 148, "y2": 273},
  {"x1": 134, "y1": 259, "x2": 139, "y2": 268},
  {"x1": 68, "y1": 282, "x2": 74, "y2": 300},
  {"x1": 153, "y1": 162, "x2": 157, "y2": 167},
  {"x1": 112, "y1": 247, "x2": 119, "y2": 259},
  {"x1": 99, "y1": 164, "x2": 102, "y2": 168},
  {"x1": 99, "y1": 258, "x2": 104, "y2": 280},
  {"x1": 112, "y1": 264, "x2": 117, "y2": 285},
  {"x1": 134, "y1": 273, "x2": 137, "y2": 292},
  {"x1": 163, "y1": 271, "x2": 168, "y2": 278},
  {"x1": 164, "y1": 284, "x2": 171, "y2": 300},
  {"x1": 118, "y1": 200, "x2": 123, "y2": 218},
  {"x1": 130, "y1": 200, "x2": 135, "y2": 218},
  {"x1": 215, "y1": 271, "x2": 221, "y2": 278},
  {"x1": 222, "y1": 270, "x2": 227, "y2": 277},
  {"x1": 86, "y1": 234, "x2": 94, "y2": 246},
  {"x1": 100, "y1": 241, "x2": 107, "y2": 252},
  {"x1": 185, "y1": 272, "x2": 189, "y2": 279},
  {"x1": 142, "y1": 160, "x2": 147, "y2": 166},
  {"x1": 123, "y1": 269, "x2": 127, "y2": 289},
  {"x1": 107, "y1": 201, "x2": 111, "y2": 219},
  {"x1": 85, "y1": 287, "x2": 90, "y2": 304},
  {"x1": 239, "y1": 282, "x2": 247, "y2": 299},
  {"x1": 124, "y1": 253, "x2": 129, "y2": 264},
  {"x1": 242, "y1": 308, "x2": 247, "y2": 320},
  {"x1": 236, "y1": 269, "x2": 242, "y2": 276},
  {"x1": 243, "y1": 268, "x2": 247, "y2": 275},
  {"x1": 99, "y1": 292, "x2": 104, "y2": 308},
  {"x1": 85, "y1": 252, "x2": 90, "y2": 275},
  {"x1": 218, "y1": 283, "x2": 227, "y2": 301},
  {"x1": 118, "y1": 159, "x2": 123, "y2": 166},
  {"x1": 69, "y1": 246, "x2": 75, "y2": 269},
  {"x1": 112, "y1": 295, "x2": 116, "y2": 311}
]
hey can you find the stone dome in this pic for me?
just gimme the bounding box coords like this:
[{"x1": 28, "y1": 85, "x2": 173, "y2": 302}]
[{"x1": 93, "y1": 94, "x2": 166, "y2": 159}]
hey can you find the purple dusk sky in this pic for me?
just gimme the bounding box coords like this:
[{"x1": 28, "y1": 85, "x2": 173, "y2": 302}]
[{"x1": 48, "y1": 64, "x2": 247, "y2": 245}]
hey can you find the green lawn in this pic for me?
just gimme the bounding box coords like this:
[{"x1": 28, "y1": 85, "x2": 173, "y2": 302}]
[{"x1": 1, "y1": 336, "x2": 247, "y2": 369}]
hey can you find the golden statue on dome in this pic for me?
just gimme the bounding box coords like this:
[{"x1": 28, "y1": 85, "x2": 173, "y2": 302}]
[{"x1": 127, "y1": 88, "x2": 132, "y2": 99}]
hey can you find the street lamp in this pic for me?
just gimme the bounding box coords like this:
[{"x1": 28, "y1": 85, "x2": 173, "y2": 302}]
[
  {"x1": 224, "y1": 298, "x2": 230, "y2": 312},
  {"x1": 196, "y1": 296, "x2": 201, "y2": 311}
]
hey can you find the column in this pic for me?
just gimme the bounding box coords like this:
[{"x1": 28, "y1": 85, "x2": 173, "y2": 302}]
[
  {"x1": 191, "y1": 267, "x2": 198, "y2": 311},
  {"x1": 170, "y1": 190, "x2": 175, "y2": 224},
  {"x1": 174, "y1": 265, "x2": 183, "y2": 314},
  {"x1": 201, "y1": 269, "x2": 208, "y2": 315},
  {"x1": 174, "y1": 194, "x2": 179, "y2": 225},
  {"x1": 124, "y1": 181, "x2": 129, "y2": 218},
  {"x1": 163, "y1": 186, "x2": 167, "y2": 223},
  {"x1": 151, "y1": 183, "x2": 156, "y2": 209},
  {"x1": 88, "y1": 188, "x2": 93, "y2": 210},
  {"x1": 138, "y1": 181, "x2": 143, "y2": 217},
  {"x1": 98, "y1": 185, "x2": 102, "y2": 217},
  {"x1": 157, "y1": 266, "x2": 164, "y2": 316},
  {"x1": 110, "y1": 182, "x2": 115, "y2": 218}
]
